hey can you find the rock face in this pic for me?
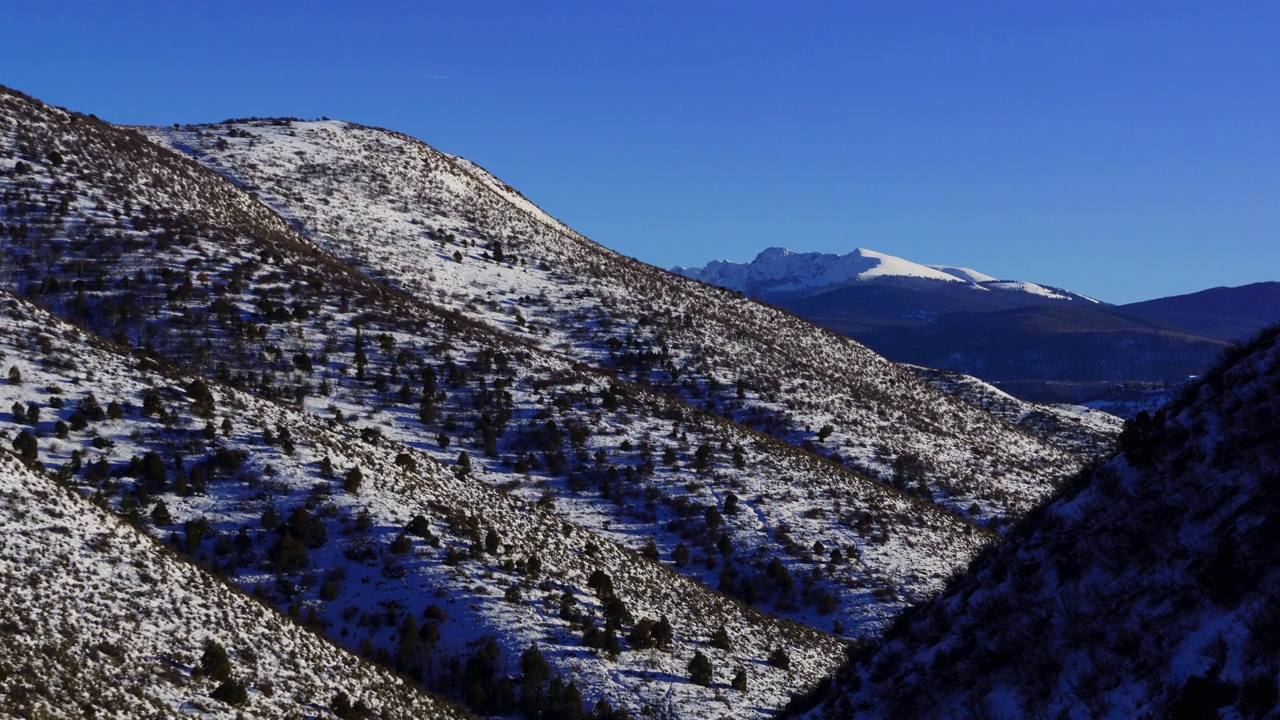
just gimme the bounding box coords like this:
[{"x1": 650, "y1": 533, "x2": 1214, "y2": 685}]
[{"x1": 794, "y1": 325, "x2": 1280, "y2": 720}]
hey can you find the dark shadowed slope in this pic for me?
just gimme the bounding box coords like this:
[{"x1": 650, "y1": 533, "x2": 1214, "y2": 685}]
[
  {"x1": 1121, "y1": 282, "x2": 1280, "y2": 343},
  {"x1": 794, "y1": 325, "x2": 1280, "y2": 719}
]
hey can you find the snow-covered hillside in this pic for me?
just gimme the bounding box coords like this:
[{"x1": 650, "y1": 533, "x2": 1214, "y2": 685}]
[
  {"x1": 0, "y1": 85, "x2": 1034, "y2": 716},
  {"x1": 673, "y1": 246, "x2": 1099, "y2": 303},
  {"x1": 0, "y1": 286, "x2": 851, "y2": 718},
  {"x1": 143, "y1": 117, "x2": 1082, "y2": 528},
  {"x1": 0, "y1": 450, "x2": 468, "y2": 720},
  {"x1": 905, "y1": 365, "x2": 1123, "y2": 460},
  {"x1": 793, "y1": 326, "x2": 1280, "y2": 719}
]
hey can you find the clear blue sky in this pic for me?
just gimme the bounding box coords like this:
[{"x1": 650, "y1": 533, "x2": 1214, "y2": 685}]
[{"x1": 3, "y1": 1, "x2": 1277, "y2": 303}]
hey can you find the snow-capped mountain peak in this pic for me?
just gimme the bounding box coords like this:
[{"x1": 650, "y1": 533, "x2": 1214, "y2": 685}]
[
  {"x1": 675, "y1": 246, "x2": 1099, "y2": 303},
  {"x1": 925, "y1": 264, "x2": 999, "y2": 284},
  {"x1": 675, "y1": 246, "x2": 965, "y2": 296}
]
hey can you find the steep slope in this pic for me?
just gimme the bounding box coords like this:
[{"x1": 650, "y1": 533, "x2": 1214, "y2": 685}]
[
  {"x1": 0, "y1": 450, "x2": 468, "y2": 720},
  {"x1": 904, "y1": 365, "x2": 1122, "y2": 460},
  {"x1": 1121, "y1": 281, "x2": 1280, "y2": 343},
  {"x1": 143, "y1": 117, "x2": 1079, "y2": 527},
  {"x1": 794, "y1": 326, "x2": 1280, "y2": 719},
  {"x1": 0, "y1": 85, "x2": 1005, "y2": 714},
  {"x1": 0, "y1": 84, "x2": 994, "y2": 642},
  {"x1": 0, "y1": 287, "x2": 850, "y2": 718}
]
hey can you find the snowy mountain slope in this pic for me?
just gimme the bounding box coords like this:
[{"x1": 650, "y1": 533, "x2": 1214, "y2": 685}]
[
  {"x1": 673, "y1": 246, "x2": 1098, "y2": 303},
  {"x1": 0, "y1": 452, "x2": 468, "y2": 720},
  {"x1": 0, "y1": 289, "x2": 851, "y2": 718},
  {"x1": 0, "y1": 85, "x2": 1012, "y2": 714},
  {"x1": 142, "y1": 117, "x2": 1081, "y2": 527},
  {"x1": 0, "y1": 84, "x2": 996, "y2": 641},
  {"x1": 792, "y1": 325, "x2": 1280, "y2": 719},
  {"x1": 927, "y1": 265, "x2": 998, "y2": 284},
  {"x1": 904, "y1": 364, "x2": 1123, "y2": 460}
]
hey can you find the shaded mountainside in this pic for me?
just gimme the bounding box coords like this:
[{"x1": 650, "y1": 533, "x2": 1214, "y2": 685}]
[
  {"x1": 794, "y1": 325, "x2": 1280, "y2": 719},
  {"x1": 777, "y1": 280, "x2": 1082, "y2": 335},
  {"x1": 0, "y1": 450, "x2": 469, "y2": 720},
  {"x1": 1121, "y1": 282, "x2": 1280, "y2": 344},
  {"x1": 141, "y1": 117, "x2": 1082, "y2": 526},
  {"x1": 853, "y1": 302, "x2": 1226, "y2": 402}
]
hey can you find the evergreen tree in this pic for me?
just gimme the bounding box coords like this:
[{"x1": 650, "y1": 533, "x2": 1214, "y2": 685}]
[
  {"x1": 723, "y1": 492, "x2": 739, "y2": 515},
  {"x1": 11, "y1": 430, "x2": 37, "y2": 463},
  {"x1": 520, "y1": 643, "x2": 552, "y2": 716},
  {"x1": 652, "y1": 615, "x2": 674, "y2": 650},
  {"x1": 196, "y1": 640, "x2": 233, "y2": 681},
  {"x1": 710, "y1": 626, "x2": 732, "y2": 651},
  {"x1": 150, "y1": 499, "x2": 173, "y2": 526},
  {"x1": 687, "y1": 651, "x2": 713, "y2": 687},
  {"x1": 672, "y1": 543, "x2": 690, "y2": 566},
  {"x1": 343, "y1": 466, "x2": 363, "y2": 493},
  {"x1": 396, "y1": 614, "x2": 419, "y2": 668},
  {"x1": 210, "y1": 679, "x2": 248, "y2": 706},
  {"x1": 558, "y1": 589, "x2": 580, "y2": 623}
]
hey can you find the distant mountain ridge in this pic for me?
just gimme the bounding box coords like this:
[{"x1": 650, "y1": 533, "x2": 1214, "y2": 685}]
[
  {"x1": 674, "y1": 246, "x2": 1097, "y2": 303},
  {"x1": 677, "y1": 247, "x2": 1278, "y2": 408},
  {"x1": 1121, "y1": 281, "x2": 1280, "y2": 343}
]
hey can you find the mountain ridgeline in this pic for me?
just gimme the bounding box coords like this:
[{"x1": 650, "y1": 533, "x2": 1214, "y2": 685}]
[
  {"x1": 676, "y1": 248, "x2": 1278, "y2": 407},
  {"x1": 140, "y1": 118, "x2": 1084, "y2": 525},
  {"x1": 0, "y1": 85, "x2": 1106, "y2": 717}
]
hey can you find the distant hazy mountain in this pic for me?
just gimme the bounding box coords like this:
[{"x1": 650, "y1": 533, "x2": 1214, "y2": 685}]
[
  {"x1": 676, "y1": 248, "x2": 1270, "y2": 406},
  {"x1": 1121, "y1": 281, "x2": 1280, "y2": 343}
]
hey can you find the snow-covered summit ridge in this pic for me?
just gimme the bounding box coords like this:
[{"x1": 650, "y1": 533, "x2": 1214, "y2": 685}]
[
  {"x1": 675, "y1": 246, "x2": 1099, "y2": 302},
  {"x1": 141, "y1": 115, "x2": 1083, "y2": 529}
]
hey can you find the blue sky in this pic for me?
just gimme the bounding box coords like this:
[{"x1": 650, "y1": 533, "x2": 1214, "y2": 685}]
[{"x1": 2, "y1": 1, "x2": 1276, "y2": 303}]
